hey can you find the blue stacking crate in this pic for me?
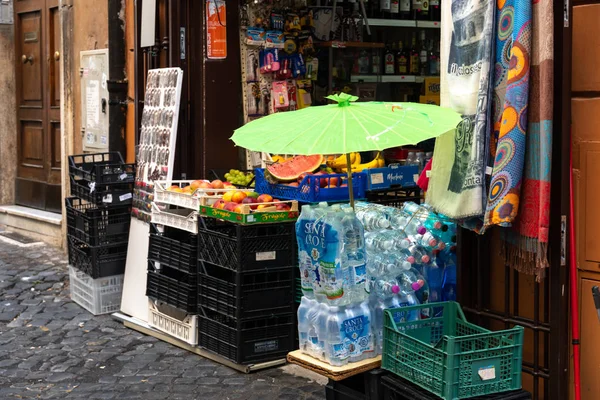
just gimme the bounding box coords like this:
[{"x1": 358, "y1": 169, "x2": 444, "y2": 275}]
[{"x1": 255, "y1": 168, "x2": 367, "y2": 203}]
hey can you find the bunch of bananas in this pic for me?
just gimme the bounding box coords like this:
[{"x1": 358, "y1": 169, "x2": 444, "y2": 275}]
[
  {"x1": 328, "y1": 152, "x2": 385, "y2": 173},
  {"x1": 326, "y1": 152, "x2": 361, "y2": 170},
  {"x1": 271, "y1": 155, "x2": 292, "y2": 163}
]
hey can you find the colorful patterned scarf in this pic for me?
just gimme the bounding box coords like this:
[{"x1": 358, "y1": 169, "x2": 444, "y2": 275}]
[
  {"x1": 505, "y1": 0, "x2": 553, "y2": 280},
  {"x1": 483, "y1": 0, "x2": 532, "y2": 228}
]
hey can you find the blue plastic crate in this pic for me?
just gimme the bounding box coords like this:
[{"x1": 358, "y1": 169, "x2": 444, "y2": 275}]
[
  {"x1": 365, "y1": 164, "x2": 419, "y2": 190},
  {"x1": 255, "y1": 168, "x2": 367, "y2": 203}
]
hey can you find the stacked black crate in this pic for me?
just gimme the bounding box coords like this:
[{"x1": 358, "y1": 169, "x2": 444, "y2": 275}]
[
  {"x1": 66, "y1": 152, "x2": 135, "y2": 315},
  {"x1": 196, "y1": 216, "x2": 297, "y2": 365},
  {"x1": 146, "y1": 224, "x2": 198, "y2": 314}
]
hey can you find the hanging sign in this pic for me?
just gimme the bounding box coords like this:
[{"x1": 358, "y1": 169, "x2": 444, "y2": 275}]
[{"x1": 206, "y1": 0, "x2": 227, "y2": 60}]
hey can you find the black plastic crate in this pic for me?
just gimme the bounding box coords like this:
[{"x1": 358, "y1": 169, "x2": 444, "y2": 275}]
[
  {"x1": 365, "y1": 187, "x2": 421, "y2": 208},
  {"x1": 146, "y1": 260, "x2": 197, "y2": 313},
  {"x1": 66, "y1": 197, "x2": 131, "y2": 246},
  {"x1": 69, "y1": 152, "x2": 135, "y2": 184},
  {"x1": 148, "y1": 224, "x2": 197, "y2": 274},
  {"x1": 70, "y1": 175, "x2": 134, "y2": 206},
  {"x1": 198, "y1": 261, "x2": 295, "y2": 319},
  {"x1": 67, "y1": 235, "x2": 127, "y2": 278},
  {"x1": 325, "y1": 369, "x2": 388, "y2": 400},
  {"x1": 197, "y1": 217, "x2": 295, "y2": 272},
  {"x1": 380, "y1": 375, "x2": 532, "y2": 400},
  {"x1": 198, "y1": 307, "x2": 295, "y2": 365}
]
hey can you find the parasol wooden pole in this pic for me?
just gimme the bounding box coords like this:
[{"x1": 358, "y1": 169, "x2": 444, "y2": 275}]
[{"x1": 345, "y1": 153, "x2": 355, "y2": 209}]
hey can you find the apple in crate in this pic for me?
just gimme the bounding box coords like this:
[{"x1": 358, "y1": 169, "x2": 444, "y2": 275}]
[
  {"x1": 223, "y1": 202, "x2": 238, "y2": 212},
  {"x1": 213, "y1": 199, "x2": 226, "y2": 209},
  {"x1": 256, "y1": 194, "x2": 273, "y2": 203},
  {"x1": 190, "y1": 180, "x2": 204, "y2": 190},
  {"x1": 211, "y1": 180, "x2": 225, "y2": 189},
  {"x1": 276, "y1": 202, "x2": 291, "y2": 211},
  {"x1": 242, "y1": 197, "x2": 258, "y2": 210},
  {"x1": 223, "y1": 182, "x2": 236, "y2": 189}
]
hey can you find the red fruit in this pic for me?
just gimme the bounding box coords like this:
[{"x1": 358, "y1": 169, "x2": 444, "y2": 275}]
[
  {"x1": 211, "y1": 180, "x2": 225, "y2": 189},
  {"x1": 213, "y1": 199, "x2": 226, "y2": 209},
  {"x1": 287, "y1": 182, "x2": 299, "y2": 187},
  {"x1": 266, "y1": 155, "x2": 324, "y2": 181},
  {"x1": 276, "y1": 203, "x2": 291, "y2": 211},
  {"x1": 256, "y1": 194, "x2": 273, "y2": 203},
  {"x1": 223, "y1": 202, "x2": 238, "y2": 211},
  {"x1": 329, "y1": 176, "x2": 340, "y2": 187},
  {"x1": 242, "y1": 196, "x2": 258, "y2": 210}
]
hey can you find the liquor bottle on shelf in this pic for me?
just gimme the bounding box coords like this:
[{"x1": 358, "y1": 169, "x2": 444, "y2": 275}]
[
  {"x1": 380, "y1": 0, "x2": 391, "y2": 15},
  {"x1": 399, "y1": 0, "x2": 411, "y2": 20},
  {"x1": 419, "y1": 30, "x2": 428, "y2": 76},
  {"x1": 429, "y1": 39, "x2": 440, "y2": 75},
  {"x1": 430, "y1": 0, "x2": 441, "y2": 21},
  {"x1": 411, "y1": 0, "x2": 422, "y2": 19},
  {"x1": 390, "y1": 0, "x2": 399, "y2": 16},
  {"x1": 358, "y1": 49, "x2": 371, "y2": 75},
  {"x1": 396, "y1": 41, "x2": 409, "y2": 75},
  {"x1": 384, "y1": 43, "x2": 395, "y2": 75},
  {"x1": 409, "y1": 34, "x2": 420, "y2": 75},
  {"x1": 372, "y1": 49, "x2": 381, "y2": 75},
  {"x1": 413, "y1": 0, "x2": 429, "y2": 20}
]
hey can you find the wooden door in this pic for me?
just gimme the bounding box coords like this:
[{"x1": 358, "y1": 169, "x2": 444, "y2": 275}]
[{"x1": 14, "y1": 0, "x2": 61, "y2": 213}]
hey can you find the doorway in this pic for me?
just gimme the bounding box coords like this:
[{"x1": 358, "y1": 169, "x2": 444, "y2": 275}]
[{"x1": 14, "y1": 0, "x2": 61, "y2": 213}]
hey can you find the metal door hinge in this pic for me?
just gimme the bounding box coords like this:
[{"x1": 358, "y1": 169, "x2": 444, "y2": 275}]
[{"x1": 561, "y1": 215, "x2": 567, "y2": 266}]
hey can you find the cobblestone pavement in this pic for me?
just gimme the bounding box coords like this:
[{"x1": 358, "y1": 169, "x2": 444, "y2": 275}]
[{"x1": 0, "y1": 237, "x2": 325, "y2": 399}]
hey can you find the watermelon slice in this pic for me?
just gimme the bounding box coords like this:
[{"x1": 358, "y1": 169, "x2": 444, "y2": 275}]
[{"x1": 267, "y1": 155, "x2": 324, "y2": 182}]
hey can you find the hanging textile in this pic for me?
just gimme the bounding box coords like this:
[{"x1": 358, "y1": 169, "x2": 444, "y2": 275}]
[
  {"x1": 426, "y1": 0, "x2": 496, "y2": 219},
  {"x1": 483, "y1": 0, "x2": 532, "y2": 228},
  {"x1": 504, "y1": 0, "x2": 553, "y2": 280}
]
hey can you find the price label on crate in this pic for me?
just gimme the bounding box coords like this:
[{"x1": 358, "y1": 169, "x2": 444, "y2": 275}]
[
  {"x1": 256, "y1": 251, "x2": 276, "y2": 261},
  {"x1": 370, "y1": 172, "x2": 384, "y2": 185},
  {"x1": 478, "y1": 365, "x2": 496, "y2": 381}
]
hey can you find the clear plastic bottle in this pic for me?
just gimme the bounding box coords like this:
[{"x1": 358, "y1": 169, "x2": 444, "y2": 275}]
[
  {"x1": 343, "y1": 301, "x2": 374, "y2": 363},
  {"x1": 324, "y1": 306, "x2": 349, "y2": 366},
  {"x1": 297, "y1": 297, "x2": 317, "y2": 356},
  {"x1": 356, "y1": 208, "x2": 390, "y2": 231},
  {"x1": 405, "y1": 151, "x2": 416, "y2": 166},
  {"x1": 364, "y1": 230, "x2": 394, "y2": 253},
  {"x1": 315, "y1": 302, "x2": 330, "y2": 361},
  {"x1": 341, "y1": 208, "x2": 368, "y2": 302},
  {"x1": 404, "y1": 243, "x2": 431, "y2": 264},
  {"x1": 320, "y1": 206, "x2": 351, "y2": 305},
  {"x1": 296, "y1": 205, "x2": 316, "y2": 298}
]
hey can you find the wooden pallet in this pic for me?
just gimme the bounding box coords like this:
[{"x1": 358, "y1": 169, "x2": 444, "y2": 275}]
[{"x1": 287, "y1": 350, "x2": 381, "y2": 381}]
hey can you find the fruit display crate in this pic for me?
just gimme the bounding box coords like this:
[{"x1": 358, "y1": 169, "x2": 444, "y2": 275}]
[
  {"x1": 198, "y1": 198, "x2": 299, "y2": 225},
  {"x1": 197, "y1": 217, "x2": 296, "y2": 272},
  {"x1": 254, "y1": 168, "x2": 367, "y2": 203},
  {"x1": 66, "y1": 197, "x2": 131, "y2": 246},
  {"x1": 154, "y1": 180, "x2": 237, "y2": 211},
  {"x1": 325, "y1": 369, "x2": 389, "y2": 400},
  {"x1": 67, "y1": 235, "x2": 127, "y2": 278},
  {"x1": 382, "y1": 302, "x2": 524, "y2": 400},
  {"x1": 198, "y1": 261, "x2": 295, "y2": 320},
  {"x1": 146, "y1": 260, "x2": 197, "y2": 313},
  {"x1": 198, "y1": 307, "x2": 296, "y2": 365},
  {"x1": 151, "y1": 203, "x2": 198, "y2": 234},
  {"x1": 70, "y1": 175, "x2": 134, "y2": 206},
  {"x1": 148, "y1": 300, "x2": 198, "y2": 346},
  {"x1": 365, "y1": 187, "x2": 422, "y2": 208},
  {"x1": 68, "y1": 266, "x2": 124, "y2": 316},
  {"x1": 69, "y1": 152, "x2": 135, "y2": 184},
  {"x1": 380, "y1": 374, "x2": 532, "y2": 400},
  {"x1": 148, "y1": 224, "x2": 197, "y2": 274}
]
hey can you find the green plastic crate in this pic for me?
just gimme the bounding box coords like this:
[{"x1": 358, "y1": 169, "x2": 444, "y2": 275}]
[{"x1": 382, "y1": 301, "x2": 524, "y2": 400}]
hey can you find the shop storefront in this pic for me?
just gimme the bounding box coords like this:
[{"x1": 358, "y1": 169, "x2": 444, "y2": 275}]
[{"x1": 62, "y1": 0, "x2": 577, "y2": 399}]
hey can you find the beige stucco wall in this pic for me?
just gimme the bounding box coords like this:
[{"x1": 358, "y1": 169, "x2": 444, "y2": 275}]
[
  {"x1": 0, "y1": 23, "x2": 17, "y2": 206},
  {"x1": 70, "y1": 1, "x2": 109, "y2": 155}
]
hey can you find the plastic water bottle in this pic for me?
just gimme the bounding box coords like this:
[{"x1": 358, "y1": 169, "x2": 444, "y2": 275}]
[
  {"x1": 386, "y1": 209, "x2": 411, "y2": 229},
  {"x1": 355, "y1": 207, "x2": 390, "y2": 231},
  {"x1": 315, "y1": 302, "x2": 330, "y2": 361},
  {"x1": 341, "y1": 208, "x2": 368, "y2": 302},
  {"x1": 309, "y1": 203, "x2": 329, "y2": 300},
  {"x1": 296, "y1": 205, "x2": 316, "y2": 298},
  {"x1": 364, "y1": 231, "x2": 394, "y2": 253},
  {"x1": 324, "y1": 306, "x2": 349, "y2": 366},
  {"x1": 372, "y1": 278, "x2": 402, "y2": 299},
  {"x1": 415, "y1": 152, "x2": 425, "y2": 172},
  {"x1": 412, "y1": 232, "x2": 440, "y2": 252},
  {"x1": 344, "y1": 301, "x2": 374, "y2": 363},
  {"x1": 404, "y1": 243, "x2": 431, "y2": 265},
  {"x1": 405, "y1": 152, "x2": 416, "y2": 166},
  {"x1": 297, "y1": 297, "x2": 316, "y2": 355},
  {"x1": 320, "y1": 207, "x2": 352, "y2": 305},
  {"x1": 388, "y1": 252, "x2": 414, "y2": 271},
  {"x1": 396, "y1": 267, "x2": 428, "y2": 297}
]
